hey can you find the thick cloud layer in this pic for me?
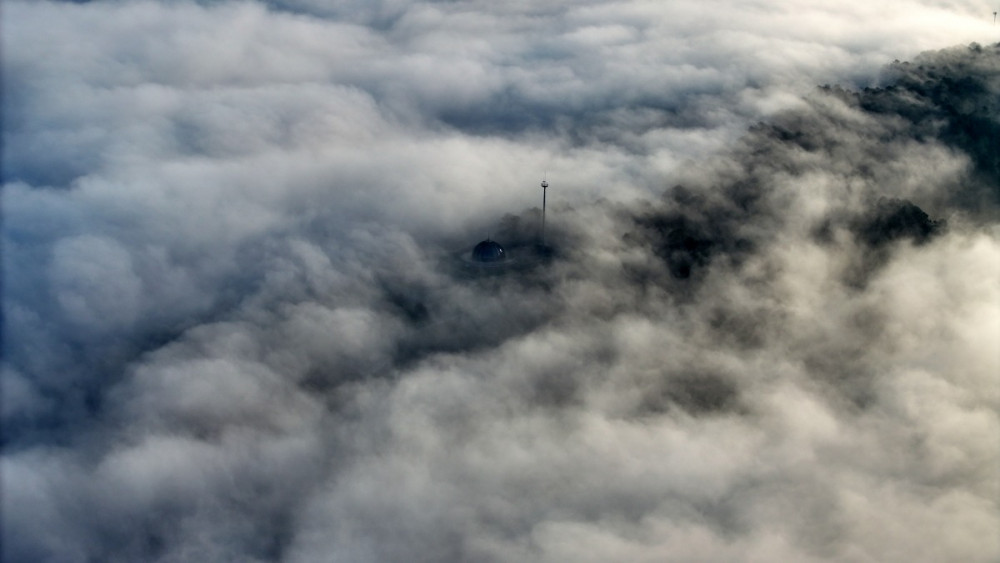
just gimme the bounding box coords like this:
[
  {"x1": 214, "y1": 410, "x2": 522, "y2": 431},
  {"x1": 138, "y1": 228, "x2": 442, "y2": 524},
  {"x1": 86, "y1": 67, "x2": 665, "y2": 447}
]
[{"x1": 3, "y1": 1, "x2": 999, "y2": 561}]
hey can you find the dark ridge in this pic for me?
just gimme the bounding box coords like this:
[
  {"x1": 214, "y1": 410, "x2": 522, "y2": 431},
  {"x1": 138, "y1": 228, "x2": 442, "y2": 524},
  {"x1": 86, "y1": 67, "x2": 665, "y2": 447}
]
[
  {"x1": 645, "y1": 215, "x2": 715, "y2": 279},
  {"x1": 860, "y1": 43, "x2": 1000, "y2": 208},
  {"x1": 630, "y1": 184, "x2": 761, "y2": 283},
  {"x1": 854, "y1": 198, "x2": 943, "y2": 247}
]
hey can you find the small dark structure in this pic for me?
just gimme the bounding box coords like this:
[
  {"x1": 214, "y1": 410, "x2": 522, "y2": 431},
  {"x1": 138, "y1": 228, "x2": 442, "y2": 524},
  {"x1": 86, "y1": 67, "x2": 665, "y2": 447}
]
[
  {"x1": 454, "y1": 178, "x2": 555, "y2": 276},
  {"x1": 471, "y1": 239, "x2": 507, "y2": 263}
]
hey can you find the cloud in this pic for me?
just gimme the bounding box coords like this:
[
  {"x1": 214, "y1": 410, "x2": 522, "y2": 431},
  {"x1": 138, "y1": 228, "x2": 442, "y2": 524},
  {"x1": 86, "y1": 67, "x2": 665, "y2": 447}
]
[{"x1": 3, "y1": 0, "x2": 999, "y2": 561}]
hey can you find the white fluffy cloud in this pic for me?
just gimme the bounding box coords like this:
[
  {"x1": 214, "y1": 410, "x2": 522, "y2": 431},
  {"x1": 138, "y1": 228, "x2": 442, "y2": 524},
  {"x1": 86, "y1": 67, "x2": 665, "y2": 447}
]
[{"x1": 3, "y1": 1, "x2": 998, "y2": 561}]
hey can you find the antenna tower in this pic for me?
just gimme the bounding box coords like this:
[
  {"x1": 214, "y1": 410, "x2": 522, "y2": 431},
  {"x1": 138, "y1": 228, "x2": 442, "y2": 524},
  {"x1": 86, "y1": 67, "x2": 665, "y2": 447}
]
[{"x1": 540, "y1": 178, "x2": 549, "y2": 246}]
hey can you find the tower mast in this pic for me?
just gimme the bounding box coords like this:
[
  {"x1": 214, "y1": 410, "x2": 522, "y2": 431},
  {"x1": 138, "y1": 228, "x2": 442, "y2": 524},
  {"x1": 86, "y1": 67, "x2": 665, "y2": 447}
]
[{"x1": 540, "y1": 178, "x2": 549, "y2": 246}]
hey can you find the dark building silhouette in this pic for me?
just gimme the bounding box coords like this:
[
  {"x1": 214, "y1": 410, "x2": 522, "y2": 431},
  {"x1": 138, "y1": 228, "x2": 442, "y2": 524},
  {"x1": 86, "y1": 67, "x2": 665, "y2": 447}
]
[{"x1": 471, "y1": 239, "x2": 507, "y2": 263}]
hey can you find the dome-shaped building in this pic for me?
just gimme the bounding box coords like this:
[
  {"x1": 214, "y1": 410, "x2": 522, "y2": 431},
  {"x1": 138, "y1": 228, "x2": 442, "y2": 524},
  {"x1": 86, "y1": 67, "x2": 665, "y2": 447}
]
[{"x1": 471, "y1": 239, "x2": 506, "y2": 263}]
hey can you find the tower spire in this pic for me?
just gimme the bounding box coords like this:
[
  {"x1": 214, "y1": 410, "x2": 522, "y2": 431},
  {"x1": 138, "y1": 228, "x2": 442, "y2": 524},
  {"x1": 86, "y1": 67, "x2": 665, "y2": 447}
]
[{"x1": 540, "y1": 177, "x2": 549, "y2": 246}]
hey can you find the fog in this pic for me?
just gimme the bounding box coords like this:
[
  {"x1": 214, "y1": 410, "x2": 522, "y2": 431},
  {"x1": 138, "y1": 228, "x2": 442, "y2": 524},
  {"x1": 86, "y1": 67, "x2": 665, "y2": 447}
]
[{"x1": 2, "y1": 1, "x2": 998, "y2": 561}]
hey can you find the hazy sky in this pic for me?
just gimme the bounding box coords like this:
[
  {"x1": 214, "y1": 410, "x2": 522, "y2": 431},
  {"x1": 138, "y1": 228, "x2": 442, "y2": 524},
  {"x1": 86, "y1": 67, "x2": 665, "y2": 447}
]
[{"x1": 3, "y1": 1, "x2": 999, "y2": 561}]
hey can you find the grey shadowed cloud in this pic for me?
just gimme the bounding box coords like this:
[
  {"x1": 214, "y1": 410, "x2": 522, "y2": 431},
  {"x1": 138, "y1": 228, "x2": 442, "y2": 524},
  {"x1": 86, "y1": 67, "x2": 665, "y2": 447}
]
[{"x1": 2, "y1": 1, "x2": 999, "y2": 562}]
